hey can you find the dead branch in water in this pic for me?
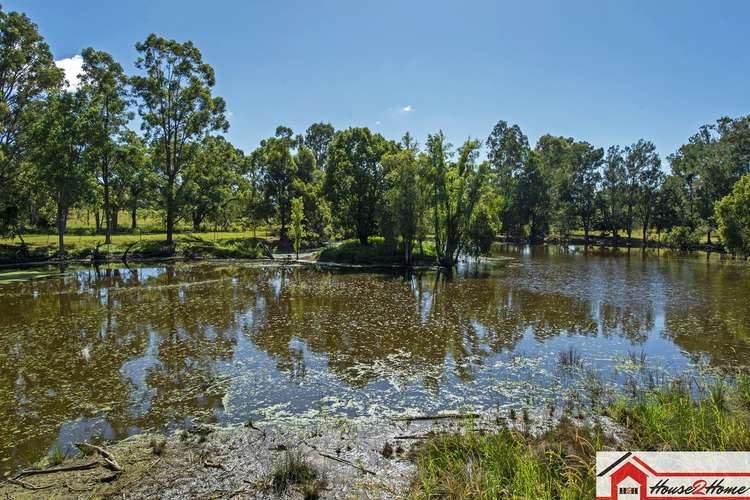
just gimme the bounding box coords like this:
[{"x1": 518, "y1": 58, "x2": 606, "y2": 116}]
[
  {"x1": 121, "y1": 241, "x2": 138, "y2": 264},
  {"x1": 393, "y1": 413, "x2": 479, "y2": 422},
  {"x1": 316, "y1": 451, "x2": 376, "y2": 476},
  {"x1": 74, "y1": 442, "x2": 122, "y2": 471}
]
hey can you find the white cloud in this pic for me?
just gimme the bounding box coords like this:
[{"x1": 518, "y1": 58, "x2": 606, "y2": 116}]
[
  {"x1": 401, "y1": 105, "x2": 413, "y2": 113},
  {"x1": 375, "y1": 120, "x2": 381, "y2": 125},
  {"x1": 55, "y1": 55, "x2": 84, "y2": 90}
]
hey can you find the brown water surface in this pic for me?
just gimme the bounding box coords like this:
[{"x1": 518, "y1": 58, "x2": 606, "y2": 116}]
[{"x1": 1, "y1": 245, "x2": 748, "y2": 473}]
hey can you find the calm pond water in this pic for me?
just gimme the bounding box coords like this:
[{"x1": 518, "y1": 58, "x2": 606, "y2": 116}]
[{"x1": 1, "y1": 245, "x2": 749, "y2": 473}]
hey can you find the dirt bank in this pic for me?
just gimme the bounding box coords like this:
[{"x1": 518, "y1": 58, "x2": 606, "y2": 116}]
[{"x1": 1, "y1": 411, "x2": 616, "y2": 499}]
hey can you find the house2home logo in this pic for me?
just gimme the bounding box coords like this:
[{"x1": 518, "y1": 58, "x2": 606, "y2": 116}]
[{"x1": 596, "y1": 452, "x2": 750, "y2": 499}]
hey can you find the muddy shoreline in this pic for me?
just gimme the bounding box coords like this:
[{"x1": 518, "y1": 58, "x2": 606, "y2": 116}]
[{"x1": 0, "y1": 411, "x2": 620, "y2": 498}]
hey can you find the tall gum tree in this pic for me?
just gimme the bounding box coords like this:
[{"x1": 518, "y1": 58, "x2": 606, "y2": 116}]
[
  {"x1": 426, "y1": 132, "x2": 487, "y2": 267},
  {"x1": 131, "y1": 34, "x2": 227, "y2": 245},
  {"x1": 325, "y1": 127, "x2": 396, "y2": 244},
  {"x1": 79, "y1": 48, "x2": 131, "y2": 244},
  {"x1": 0, "y1": 7, "x2": 63, "y2": 236},
  {"x1": 32, "y1": 92, "x2": 92, "y2": 258}
]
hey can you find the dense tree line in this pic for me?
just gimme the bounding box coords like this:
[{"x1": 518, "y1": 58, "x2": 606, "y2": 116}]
[{"x1": 1, "y1": 6, "x2": 749, "y2": 263}]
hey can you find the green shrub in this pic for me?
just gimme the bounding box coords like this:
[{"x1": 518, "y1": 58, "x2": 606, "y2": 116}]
[
  {"x1": 319, "y1": 237, "x2": 435, "y2": 264},
  {"x1": 716, "y1": 173, "x2": 750, "y2": 256},
  {"x1": 662, "y1": 226, "x2": 699, "y2": 250}
]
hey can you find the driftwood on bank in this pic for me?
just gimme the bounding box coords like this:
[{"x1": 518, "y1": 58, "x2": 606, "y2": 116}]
[
  {"x1": 7, "y1": 477, "x2": 57, "y2": 491},
  {"x1": 74, "y1": 442, "x2": 122, "y2": 471},
  {"x1": 12, "y1": 461, "x2": 100, "y2": 480}
]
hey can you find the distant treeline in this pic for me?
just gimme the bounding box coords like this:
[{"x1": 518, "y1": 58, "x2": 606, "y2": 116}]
[{"x1": 1, "y1": 6, "x2": 749, "y2": 264}]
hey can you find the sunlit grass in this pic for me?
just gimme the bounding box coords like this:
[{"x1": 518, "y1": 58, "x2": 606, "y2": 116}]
[
  {"x1": 411, "y1": 376, "x2": 750, "y2": 499},
  {"x1": 609, "y1": 377, "x2": 750, "y2": 451},
  {"x1": 410, "y1": 417, "x2": 607, "y2": 499}
]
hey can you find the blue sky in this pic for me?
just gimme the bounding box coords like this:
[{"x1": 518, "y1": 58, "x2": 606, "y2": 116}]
[{"x1": 8, "y1": 0, "x2": 750, "y2": 162}]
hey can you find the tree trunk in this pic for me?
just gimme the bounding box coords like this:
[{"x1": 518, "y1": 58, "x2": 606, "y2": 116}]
[
  {"x1": 192, "y1": 210, "x2": 201, "y2": 232},
  {"x1": 111, "y1": 207, "x2": 118, "y2": 232},
  {"x1": 707, "y1": 229, "x2": 712, "y2": 246},
  {"x1": 95, "y1": 210, "x2": 101, "y2": 233},
  {"x1": 56, "y1": 205, "x2": 67, "y2": 259},
  {"x1": 131, "y1": 206, "x2": 137, "y2": 230},
  {"x1": 166, "y1": 181, "x2": 175, "y2": 244},
  {"x1": 103, "y1": 176, "x2": 111, "y2": 244}
]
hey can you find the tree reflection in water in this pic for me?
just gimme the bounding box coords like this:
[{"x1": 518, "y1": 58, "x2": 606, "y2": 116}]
[{"x1": 0, "y1": 250, "x2": 748, "y2": 473}]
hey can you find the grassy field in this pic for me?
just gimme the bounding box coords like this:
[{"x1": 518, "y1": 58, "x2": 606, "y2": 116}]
[
  {"x1": 0, "y1": 230, "x2": 275, "y2": 264},
  {"x1": 0, "y1": 229, "x2": 272, "y2": 247}
]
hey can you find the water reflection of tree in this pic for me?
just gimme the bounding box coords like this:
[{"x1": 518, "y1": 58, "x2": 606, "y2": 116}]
[
  {"x1": 664, "y1": 263, "x2": 750, "y2": 368},
  {"x1": 0, "y1": 269, "x2": 141, "y2": 470},
  {"x1": 247, "y1": 269, "x2": 553, "y2": 388},
  {"x1": 0, "y1": 264, "x2": 250, "y2": 471}
]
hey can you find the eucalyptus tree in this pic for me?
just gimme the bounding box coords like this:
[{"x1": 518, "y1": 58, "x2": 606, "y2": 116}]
[
  {"x1": 716, "y1": 172, "x2": 750, "y2": 256},
  {"x1": 0, "y1": 7, "x2": 63, "y2": 235},
  {"x1": 383, "y1": 146, "x2": 426, "y2": 264},
  {"x1": 534, "y1": 135, "x2": 576, "y2": 240},
  {"x1": 621, "y1": 140, "x2": 661, "y2": 246},
  {"x1": 652, "y1": 175, "x2": 682, "y2": 245},
  {"x1": 183, "y1": 135, "x2": 242, "y2": 231},
  {"x1": 621, "y1": 140, "x2": 647, "y2": 245},
  {"x1": 570, "y1": 141, "x2": 604, "y2": 244},
  {"x1": 514, "y1": 150, "x2": 548, "y2": 242},
  {"x1": 635, "y1": 142, "x2": 663, "y2": 246},
  {"x1": 31, "y1": 92, "x2": 92, "y2": 257},
  {"x1": 237, "y1": 154, "x2": 268, "y2": 238},
  {"x1": 303, "y1": 122, "x2": 335, "y2": 170},
  {"x1": 486, "y1": 120, "x2": 530, "y2": 236},
  {"x1": 131, "y1": 34, "x2": 228, "y2": 245},
  {"x1": 601, "y1": 146, "x2": 626, "y2": 237},
  {"x1": 111, "y1": 131, "x2": 150, "y2": 230},
  {"x1": 290, "y1": 196, "x2": 304, "y2": 259},
  {"x1": 670, "y1": 116, "x2": 750, "y2": 244},
  {"x1": 292, "y1": 145, "x2": 332, "y2": 242},
  {"x1": 79, "y1": 48, "x2": 131, "y2": 243},
  {"x1": 325, "y1": 127, "x2": 397, "y2": 244},
  {"x1": 426, "y1": 132, "x2": 488, "y2": 267},
  {"x1": 252, "y1": 128, "x2": 297, "y2": 244}
]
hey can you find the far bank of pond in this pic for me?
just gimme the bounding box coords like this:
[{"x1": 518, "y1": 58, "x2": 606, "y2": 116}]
[{"x1": 0, "y1": 244, "x2": 748, "y2": 494}]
